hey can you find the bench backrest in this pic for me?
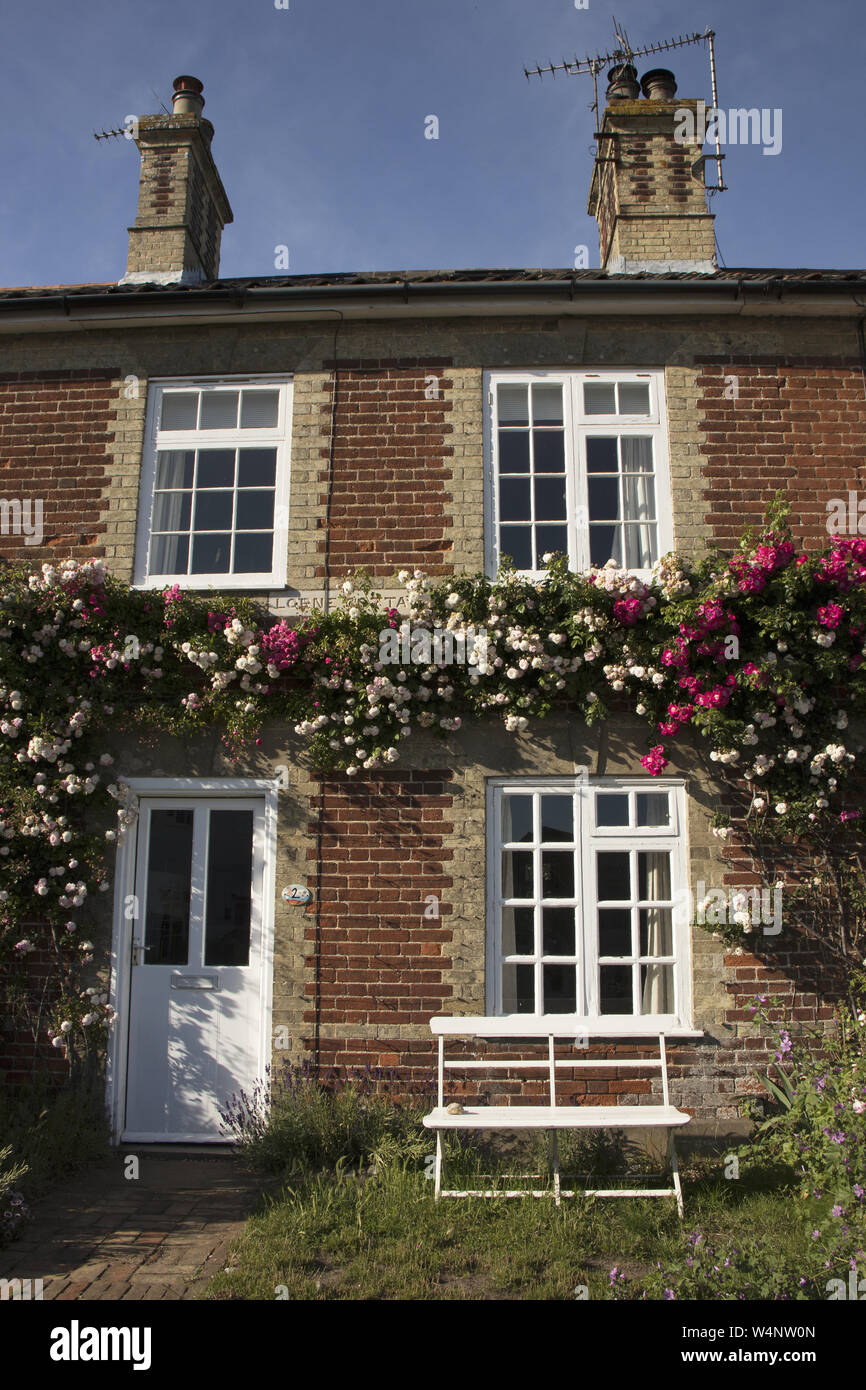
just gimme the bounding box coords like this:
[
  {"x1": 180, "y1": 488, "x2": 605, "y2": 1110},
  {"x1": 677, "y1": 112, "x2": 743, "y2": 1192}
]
[{"x1": 430, "y1": 1019, "x2": 672, "y2": 1109}]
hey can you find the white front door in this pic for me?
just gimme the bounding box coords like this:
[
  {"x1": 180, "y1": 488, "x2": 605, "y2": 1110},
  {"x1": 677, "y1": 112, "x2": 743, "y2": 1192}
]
[{"x1": 122, "y1": 796, "x2": 268, "y2": 1142}]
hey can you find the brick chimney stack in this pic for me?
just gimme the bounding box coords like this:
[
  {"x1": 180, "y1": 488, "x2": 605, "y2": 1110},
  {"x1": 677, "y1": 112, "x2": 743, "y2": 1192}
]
[
  {"x1": 587, "y1": 66, "x2": 716, "y2": 274},
  {"x1": 120, "y1": 76, "x2": 233, "y2": 285}
]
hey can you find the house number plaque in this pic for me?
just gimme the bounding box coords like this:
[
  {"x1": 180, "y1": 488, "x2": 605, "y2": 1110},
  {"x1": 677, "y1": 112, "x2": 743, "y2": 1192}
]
[{"x1": 282, "y1": 885, "x2": 312, "y2": 905}]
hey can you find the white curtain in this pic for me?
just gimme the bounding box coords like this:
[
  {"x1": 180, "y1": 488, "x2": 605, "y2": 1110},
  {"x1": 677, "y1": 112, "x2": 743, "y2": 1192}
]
[
  {"x1": 640, "y1": 850, "x2": 673, "y2": 1013},
  {"x1": 621, "y1": 436, "x2": 656, "y2": 568}
]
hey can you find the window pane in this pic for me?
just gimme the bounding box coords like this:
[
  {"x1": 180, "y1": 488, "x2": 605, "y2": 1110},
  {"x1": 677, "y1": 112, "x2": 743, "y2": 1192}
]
[
  {"x1": 586, "y1": 436, "x2": 619, "y2": 472},
  {"x1": 233, "y1": 533, "x2": 273, "y2": 573},
  {"x1": 191, "y1": 533, "x2": 231, "y2": 574},
  {"x1": 600, "y1": 964, "x2": 633, "y2": 1014},
  {"x1": 618, "y1": 383, "x2": 650, "y2": 415},
  {"x1": 200, "y1": 391, "x2": 239, "y2": 429},
  {"x1": 502, "y1": 796, "x2": 533, "y2": 844},
  {"x1": 541, "y1": 851, "x2": 574, "y2": 898},
  {"x1": 532, "y1": 384, "x2": 564, "y2": 425},
  {"x1": 544, "y1": 964, "x2": 576, "y2": 1013},
  {"x1": 597, "y1": 852, "x2": 630, "y2": 901},
  {"x1": 638, "y1": 851, "x2": 671, "y2": 901},
  {"x1": 589, "y1": 524, "x2": 621, "y2": 567},
  {"x1": 498, "y1": 385, "x2": 529, "y2": 426},
  {"x1": 502, "y1": 850, "x2": 533, "y2": 898},
  {"x1": 588, "y1": 477, "x2": 620, "y2": 520},
  {"x1": 498, "y1": 432, "x2": 530, "y2": 474},
  {"x1": 150, "y1": 533, "x2": 189, "y2": 575},
  {"x1": 155, "y1": 450, "x2": 195, "y2": 490},
  {"x1": 622, "y1": 474, "x2": 655, "y2": 522},
  {"x1": 194, "y1": 491, "x2": 234, "y2": 532},
  {"x1": 533, "y1": 432, "x2": 565, "y2": 473},
  {"x1": 236, "y1": 490, "x2": 275, "y2": 530},
  {"x1": 152, "y1": 492, "x2": 191, "y2": 532},
  {"x1": 197, "y1": 450, "x2": 236, "y2": 488},
  {"x1": 160, "y1": 393, "x2": 198, "y2": 431},
  {"x1": 621, "y1": 437, "x2": 654, "y2": 473},
  {"x1": 599, "y1": 908, "x2": 632, "y2": 957},
  {"x1": 543, "y1": 907, "x2": 575, "y2": 955},
  {"x1": 534, "y1": 476, "x2": 566, "y2": 520},
  {"x1": 540, "y1": 795, "x2": 573, "y2": 842},
  {"x1": 636, "y1": 793, "x2": 669, "y2": 827},
  {"x1": 204, "y1": 809, "x2": 253, "y2": 966},
  {"x1": 535, "y1": 526, "x2": 568, "y2": 562},
  {"x1": 584, "y1": 383, "x2": 616, "y2": 414},
  {"x1": 623, "y1": 524, "x2": 657, "y2": 570},
  {"x1": 499, "y1": 526, "x2": 533, "y2": 569},
  {"x1": 240, "y1": 390, "x2": 279, "y2": 428},
  {"x1": 640, "y1": 964, "x2": 673, "y2": 1013},
  {"x1": 144, "y1": 808, "x2": 193, "y2": 965},
  {"x1": 500, "y1": 477, "x2": 531, "y2": 522},
  {"x1": 502, "y1": 905, "x2": 534, "y2": 956},
  {"x1": 596, "y1": 793, "x2": 629, "y2": 827},
  {"x1": 640, "y1": 908, "x2": 673, "y2": 957},
  {"x1": 238, "y1": 449, "x2": 278, "y2": 487},
  {"x1": 502, "y1": 962, "x2": 535, "y2": 1013}
]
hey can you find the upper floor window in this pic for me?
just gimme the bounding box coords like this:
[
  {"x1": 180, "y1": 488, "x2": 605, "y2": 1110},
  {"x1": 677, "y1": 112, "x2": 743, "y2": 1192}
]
[
  {"x1": 488, "y1": 778, "x2": 689, "y2": 1027},
  {"x1": 484, "y1": 370, "x2": 672, "y2": 579},
  {"x1": 134, "y1": 377, "x2": 292, "y2": 589}
]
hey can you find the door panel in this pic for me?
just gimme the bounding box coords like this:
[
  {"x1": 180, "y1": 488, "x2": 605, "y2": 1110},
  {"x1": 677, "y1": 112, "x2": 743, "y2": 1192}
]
[{"x1": 123, "y1": 797, "x2": 266, "y2": 1141}]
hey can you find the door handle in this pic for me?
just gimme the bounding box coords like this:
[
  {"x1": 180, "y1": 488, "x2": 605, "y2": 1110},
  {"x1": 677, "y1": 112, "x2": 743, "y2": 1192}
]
[{"x1": 131, "y1": 941, "x2": 149, "y2": 966}]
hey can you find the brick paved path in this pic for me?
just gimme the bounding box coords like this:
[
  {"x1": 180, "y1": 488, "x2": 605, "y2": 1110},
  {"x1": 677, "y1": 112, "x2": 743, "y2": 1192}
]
[{"x1": 0, "y1": 1149, "x2": 271, "y2": 1300}]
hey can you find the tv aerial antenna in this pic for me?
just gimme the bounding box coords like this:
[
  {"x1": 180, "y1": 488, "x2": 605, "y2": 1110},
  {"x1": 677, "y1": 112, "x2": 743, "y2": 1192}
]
[{"x1": 524, "y1": 19, "x2": 727, "y2": 193}]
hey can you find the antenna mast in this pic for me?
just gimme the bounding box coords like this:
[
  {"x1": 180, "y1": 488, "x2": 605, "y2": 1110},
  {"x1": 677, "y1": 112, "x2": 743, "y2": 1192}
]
[{"x1": 524, "y1": 22, "x2": 726, "y2": 193}]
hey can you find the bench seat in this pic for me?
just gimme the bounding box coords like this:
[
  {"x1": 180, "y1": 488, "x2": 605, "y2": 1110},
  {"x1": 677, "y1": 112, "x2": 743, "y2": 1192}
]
[{"x1": 424, "y1": 1103, "x2": 690, "y2": 1131}]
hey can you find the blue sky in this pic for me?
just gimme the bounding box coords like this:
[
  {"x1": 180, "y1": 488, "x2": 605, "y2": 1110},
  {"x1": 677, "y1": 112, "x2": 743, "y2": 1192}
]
[{"x1": 1, "y1": 0, "x2": 864, "y2": 286}]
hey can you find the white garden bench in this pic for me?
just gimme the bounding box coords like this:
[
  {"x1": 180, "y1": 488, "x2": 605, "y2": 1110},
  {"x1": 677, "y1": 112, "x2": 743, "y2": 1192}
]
[{"x1": 422, "y1": 1018, "x2": 690, "y2": 1217}]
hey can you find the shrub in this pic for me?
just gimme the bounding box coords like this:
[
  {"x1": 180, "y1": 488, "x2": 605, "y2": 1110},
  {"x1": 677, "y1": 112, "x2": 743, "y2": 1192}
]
[
  {"x1": 219, "y1": 1061, "x2": 433, "y2": 1174},
  {"x1": 0, "y1": 1145, "x2": 29, "y2": 1248},
  {"x1": 0, "y1": 1073, "x2": 110, "y2": 1196},
  {"x1": 743, "y1": 987, "x2": 866, "y2": 1212}
]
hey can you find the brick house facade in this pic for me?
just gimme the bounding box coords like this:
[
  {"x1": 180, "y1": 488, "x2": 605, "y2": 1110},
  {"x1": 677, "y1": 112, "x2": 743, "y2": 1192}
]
[{"x1": 1, "y1": 72, "x2": 865, "y2": 1138}]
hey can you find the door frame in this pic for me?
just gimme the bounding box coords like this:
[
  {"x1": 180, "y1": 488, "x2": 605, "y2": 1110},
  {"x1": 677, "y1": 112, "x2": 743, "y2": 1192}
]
[{"x1": 106, "y1": 776, "x2": 279, "y2": 1144}]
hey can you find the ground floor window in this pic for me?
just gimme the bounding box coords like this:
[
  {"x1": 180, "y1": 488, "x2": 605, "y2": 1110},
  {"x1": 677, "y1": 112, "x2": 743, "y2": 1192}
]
[{"x1": 488, "y1": 778, "x2": 689, "y2": 1025}]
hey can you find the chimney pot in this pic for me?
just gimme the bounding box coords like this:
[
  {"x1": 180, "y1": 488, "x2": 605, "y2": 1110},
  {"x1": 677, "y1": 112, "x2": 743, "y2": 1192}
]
[
  {"x1": 640, "y1": 68, "x2": 678, "y2": 101},
  {"x1": 172, "y1": 75, "x2": 205, "y2": 116},
  {"x1": 606, "y1": 63, "x2": 640, "y2": 101}
]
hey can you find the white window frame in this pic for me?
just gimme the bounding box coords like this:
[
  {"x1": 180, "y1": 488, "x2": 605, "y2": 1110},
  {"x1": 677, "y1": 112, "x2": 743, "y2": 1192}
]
[
  {"x1": 486, "y1": 776, "x2": 691, "y2": 1031},
  {"x1": 105, "y1": 776, "x2": 278, "y2": 1143},
  {"x1": 483, "y1": 368, "x2": 673, "y2": 581},
  {"x1": 133, "y1": 375, "x2": 293, "y2": 590}
]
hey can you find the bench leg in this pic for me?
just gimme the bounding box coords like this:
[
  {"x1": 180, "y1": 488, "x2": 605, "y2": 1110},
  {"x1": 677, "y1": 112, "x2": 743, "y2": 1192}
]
[
  {"x1": 667, "y1": 1131, "x2": 684, "y2": 1219},
  {"x1": 549, "y1": 1130, "x2": 561, "y2": 1208},
  {"x1": 434, "y1": 1132, "x2": 443, "y2": 1202}
]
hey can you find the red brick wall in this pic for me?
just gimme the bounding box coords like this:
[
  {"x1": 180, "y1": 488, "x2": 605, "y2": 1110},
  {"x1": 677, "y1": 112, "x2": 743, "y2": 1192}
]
[
  {"x1": 0, "y1": 938, "x2": 68, "y2": 1085},
  {"x1": 302, "y1": 771, "x2": 454, "y2": 1083},
  {"x1": 316, "y1": 359, "x2": 454, "y2": 579},
  {"x1": 0, "y1": 369, "x2": 117, "y2": 565},
  {"x1": 697, "y1": 356, "x2": 866, "y2": 549}
]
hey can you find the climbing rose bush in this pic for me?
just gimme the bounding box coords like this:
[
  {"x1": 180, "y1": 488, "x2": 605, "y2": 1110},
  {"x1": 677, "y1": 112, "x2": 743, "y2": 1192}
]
[{"x1": 2, "y1": 510, "x2": 866, "y2": 1060}]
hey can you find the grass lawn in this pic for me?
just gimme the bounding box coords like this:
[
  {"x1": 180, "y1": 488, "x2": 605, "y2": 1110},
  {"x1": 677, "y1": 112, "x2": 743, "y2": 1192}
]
[{"x1": 203, "y1": 1151, "x2": 838, "y2": 1301}]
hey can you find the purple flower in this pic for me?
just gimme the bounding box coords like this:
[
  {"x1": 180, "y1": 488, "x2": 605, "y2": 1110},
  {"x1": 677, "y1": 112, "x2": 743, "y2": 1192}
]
[
  {"x1": 663, "y1": 1289, "x2": 675, "y2": 1300},
  {"x1": 832, "y1": 1204, "x2": 843, "y2": 1218}
]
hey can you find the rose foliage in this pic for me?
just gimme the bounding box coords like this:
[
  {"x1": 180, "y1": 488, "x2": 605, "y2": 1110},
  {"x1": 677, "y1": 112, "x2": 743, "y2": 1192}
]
[{"x1": 2, "y1": 509, "x2": 866, "y2": 1062}]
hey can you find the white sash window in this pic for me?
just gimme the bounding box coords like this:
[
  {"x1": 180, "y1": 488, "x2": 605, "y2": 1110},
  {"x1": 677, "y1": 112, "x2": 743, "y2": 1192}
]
[
  {"x1": 488, "y1": 778, "x2": 690, "y2": 1028},
  {"x1": 485, "y1": 370, "x2": 672, "y2": 579}
]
